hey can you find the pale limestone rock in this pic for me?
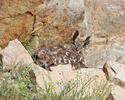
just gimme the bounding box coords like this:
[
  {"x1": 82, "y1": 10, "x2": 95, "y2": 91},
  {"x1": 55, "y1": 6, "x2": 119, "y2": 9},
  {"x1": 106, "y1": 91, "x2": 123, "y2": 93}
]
[
  {"x1": 84, "y1": 46, "x2": 107, "y2": 68},
  {"x1": 107, "y1": 44, "x2": 125, "y2": 63},
  {"x1": 34, "y1": 68, "x2": 107, "y2": 93},
  {"x1": 111, "y1": 84, "x2": 125, "y2": 100},
  {"x1": 84, "y1": 43, "x2": 125, "y2": 68},
  {"x1": 50, "y1": 64, "x2": 72, "y2": 72},
  {"x1": 103, "y1": 61, "x2": 125, "y2": 88},
  {"x1": 0, "y1": 39, "x2": 34, "y2": 70}
]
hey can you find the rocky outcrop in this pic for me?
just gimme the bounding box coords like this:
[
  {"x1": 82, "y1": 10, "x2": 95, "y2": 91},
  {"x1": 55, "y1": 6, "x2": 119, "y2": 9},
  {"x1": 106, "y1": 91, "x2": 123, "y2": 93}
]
[{"x1": 0, "y1": 0, "x2": 84, "y2": 49}]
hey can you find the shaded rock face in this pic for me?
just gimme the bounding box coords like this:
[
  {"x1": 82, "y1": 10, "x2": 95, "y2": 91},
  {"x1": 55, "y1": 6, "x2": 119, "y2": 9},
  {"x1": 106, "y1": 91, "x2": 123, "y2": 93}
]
[
  {"x1": 84, "y1": 0, "x2": 125, "y2": 38},
  {"x1": 0, "y1": 0, "x2": 84, "y2": 48}
]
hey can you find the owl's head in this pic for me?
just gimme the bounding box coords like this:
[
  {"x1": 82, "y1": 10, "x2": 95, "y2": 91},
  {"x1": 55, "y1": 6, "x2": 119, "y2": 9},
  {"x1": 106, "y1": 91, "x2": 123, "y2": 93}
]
[{"x1": 64, "y1": 30, "x2": 91, "y2": 53}]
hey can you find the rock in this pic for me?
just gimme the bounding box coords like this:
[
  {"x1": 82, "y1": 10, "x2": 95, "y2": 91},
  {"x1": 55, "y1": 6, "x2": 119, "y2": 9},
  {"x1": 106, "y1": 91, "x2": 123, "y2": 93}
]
[
  {"x1": 0, "y1": 39, "x2": 34, "y2": 70},
  {"x1": 84, "y1": 0, "x2": 125, "y2": 39},
  {"x1": 103, "y1": 61, "x2": 125, "y2": 100},
  {"x1": 107, "y1": 44, "x2": 125, "y2": 64},
  {"x1": 0, "y1": 0, "x2": 44, "y2": 48},
  {"x1": 0, "y1": 12, "x2": 34, "y2": 48},
  {"x1": 50, "y1": 64, "x2": 72, "y2": 72},
  {"x1": 103, "y1": 61, "x2": 125, "y2": 88},
  {"x1": 0, "y1": 0, "x2": 85, "y2": 49},
  {"x1": 84, "y1": 43, "x2": 125, "y2": 68},
  {"x1": 105, "y1": 93, "x2": 114, "y2": 100},
  {"x1": 34, "y1": 68, "x2": 108, "y2": 93},
  {"x1": 117, "y1": 56, "x2": 125, "y2": 65},
  {"x1": 0, "y1": 39, "x2": 47, "y2": 78},
  {"x1": 84, "y1": 46, "x2": 107, "y2": 68},
  {"x1": 90, "y1": 37, "x2": 107, "y2": 45},
  {"x1": 111, "y1": 84, "x2": 125, "y2": 100},
  {"x1": 0, "y1": 0, "x2": 44, "y2": 19}
]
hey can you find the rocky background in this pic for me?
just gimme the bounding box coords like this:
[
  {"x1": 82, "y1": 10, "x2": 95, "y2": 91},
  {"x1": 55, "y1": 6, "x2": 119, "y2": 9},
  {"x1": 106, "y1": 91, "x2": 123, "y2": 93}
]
[
  {"x1": 0, "y1": 0, "x2": 125, "y2": 49},
  {"x1": 0, "y1": 0, "x2": 125, "y2": 100},
  {"x1": 0, "y1": 0, "x2": 85, "y2": 49}
]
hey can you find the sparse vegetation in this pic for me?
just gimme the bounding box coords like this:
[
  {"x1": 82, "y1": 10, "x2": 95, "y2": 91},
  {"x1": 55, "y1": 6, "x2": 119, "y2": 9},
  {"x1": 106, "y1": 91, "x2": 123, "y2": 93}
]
[
  {"x1": 0, "y1": 61, "x2": 2, "y2": 67},
  {"x1": 0, "y1": 64, "x2": 111, "y2": 100},
  {"x1": 22, "y1": 39, "x2": 33, "y2": 55},
  {"x1": 22, "y1": 39, "x2": 39, "y2": 65}
]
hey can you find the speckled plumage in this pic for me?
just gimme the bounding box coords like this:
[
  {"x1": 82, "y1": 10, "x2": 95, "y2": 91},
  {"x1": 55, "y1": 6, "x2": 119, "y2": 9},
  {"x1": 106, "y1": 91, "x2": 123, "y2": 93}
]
[
  {"x1": 34, "y1": 45, "x2": 85, "y2": 70},
  {"x1": 33, "y1": 30, "x2": 90, "y2": 70}
]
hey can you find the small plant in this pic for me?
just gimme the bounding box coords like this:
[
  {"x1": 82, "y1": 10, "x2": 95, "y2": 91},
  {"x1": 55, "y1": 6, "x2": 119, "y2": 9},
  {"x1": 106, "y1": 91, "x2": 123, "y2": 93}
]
[
  {"x1": 22, "y1": 39, "x2": 33, "y2": 55},
  {"x1": 22, "y1": 39, "x2": 39, "y2": 65}
]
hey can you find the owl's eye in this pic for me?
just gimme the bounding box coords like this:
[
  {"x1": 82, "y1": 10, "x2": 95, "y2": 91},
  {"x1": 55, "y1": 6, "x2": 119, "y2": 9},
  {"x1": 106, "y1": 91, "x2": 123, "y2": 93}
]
[{"x1": 76, "y1": 47, "x2": 79, "y2": 51}]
